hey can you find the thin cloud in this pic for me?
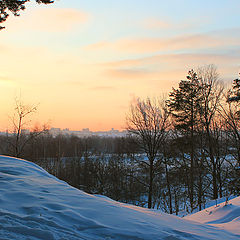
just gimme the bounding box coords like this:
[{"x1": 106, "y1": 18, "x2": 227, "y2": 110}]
[
  {"x1": 103, "y1": 52, "x2": 240, "y2": 69},
  {"x1": 106, "y1": 68, "x2": 181, "y2": 83},
  {"x1": 89, "y1": 86, "x2": 116, "y2": 91},
  {"x1": 0, "y1": 75, "x2": 11, "y2": 82},
  {"x1": 102, "y1": 52, "x2": 240, "y2": 87},
  {"x1": 6, "y1": 8, "x2": 89, "y2": 32},
  {"x1": 84, "y1": 41, "x2": 109, "y2": 51},
  {"x1": 84, "y1": 30, "x2": 240, "y2": 54},
  {"x1": 0, "y1": 75, "x2": 15, "y2": 87},
  {"x1": 107, "y1": 68, "x2": 152, "y2": 79},
  {"x1": 142, "y1": 18, "x2": 171, "y2": 29},
  {"x1": 141, "y1": 17, "x2": 211, "y2": 31},
  {"x1": 64, "y1": 81, "x2": 85, "y2": 86}
]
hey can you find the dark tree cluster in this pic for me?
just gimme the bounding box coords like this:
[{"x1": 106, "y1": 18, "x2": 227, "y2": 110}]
[
  {"x1": 125, "y1": 65, "x2": 240, "y2": 213},
  {"x1": 0, "y1": 0, "x2": 54, "y2": 29},
  {"x1": 228, "y1": 74, "x2": 240, "y2": 102}
]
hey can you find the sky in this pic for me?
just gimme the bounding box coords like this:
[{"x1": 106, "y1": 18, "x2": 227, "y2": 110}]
[{"x1": 0, "y1": 0, "x2": 240, "y2": 131}]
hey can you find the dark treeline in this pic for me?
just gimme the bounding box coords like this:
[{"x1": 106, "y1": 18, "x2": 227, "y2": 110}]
[
  {"x1": 1, "y1": 65, "x2": 240, "y2": 215},
  {"x1": 0, "y1": 126, "x2": 239, "y2": 215}
]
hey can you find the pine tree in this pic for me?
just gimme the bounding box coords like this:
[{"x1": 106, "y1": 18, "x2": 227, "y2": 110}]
[
  {"x1": 168, "y1": 69, "x2": 203, "y2": 133},
  {"x1": 228, "y1": 74, "x2": 240, "y2": 102},
  {"x1": 167, "y1": 69, "x2": 203, "y2": 212},
  {"x1": 226, "y1": 73, "x2": 240, "y2": 194}
]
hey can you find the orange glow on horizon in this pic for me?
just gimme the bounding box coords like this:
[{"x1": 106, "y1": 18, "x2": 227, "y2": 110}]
[{"x1": 0, "y1": 2, "x2": 238, "y2": 132}]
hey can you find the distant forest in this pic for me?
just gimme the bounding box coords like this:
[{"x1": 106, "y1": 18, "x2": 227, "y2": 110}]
[{"x1": 1, "y1": 65, "x2": 240, "y2": 215}]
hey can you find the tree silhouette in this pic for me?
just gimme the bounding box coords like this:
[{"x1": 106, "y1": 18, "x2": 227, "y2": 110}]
[
  {"x1": 0, "y1": 0, "x2": 54, "y2": 29},
  {"x1": 228, "y1": 74, "x2": 240, "y2": 102},
  {"x1": 167, "y1": 69, "x2": 203, "y2": 212},
  {"x1": 126, "y1": 97, "x2": 169, "y2": 208}
]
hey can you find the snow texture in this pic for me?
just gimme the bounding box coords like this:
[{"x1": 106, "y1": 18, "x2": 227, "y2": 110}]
[
  {"x1": 0, "y1": 155, "x2": 239, "y2": 239},
  {"x1": 185, "y1": 196, "x2": 240, "y2": 235}
]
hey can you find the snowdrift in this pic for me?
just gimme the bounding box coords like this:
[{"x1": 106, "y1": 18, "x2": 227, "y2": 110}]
[
  {"x1": 185, "y1": 196, "x2": 240, "y2": 235},
  {"x1": 0, "y1": 156, "x2": 239, "y2": 240}
]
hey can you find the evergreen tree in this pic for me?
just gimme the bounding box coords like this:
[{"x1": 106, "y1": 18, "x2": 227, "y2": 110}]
[
  {"x1": 168, "y1": 69, "x2": 203, "y2": 133},
  {"x1": 225, "y1": 73, "x2": 240, "y2": 194},
  {"x1": 167, "y1": 69, "x2": 203, "y2": 212},
  {"x1": 228, "y1": 74, "x2": 240, "y2": 102}
]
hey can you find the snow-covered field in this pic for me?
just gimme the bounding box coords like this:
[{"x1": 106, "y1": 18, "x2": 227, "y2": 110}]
[{"x1": 0, "y1": 155, "x2": 239, "y2": 240}]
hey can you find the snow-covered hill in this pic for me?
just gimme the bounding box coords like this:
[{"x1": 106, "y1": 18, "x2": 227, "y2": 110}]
[{"x1": 0, "y1": 156, "x2": 239, "y2": 240}]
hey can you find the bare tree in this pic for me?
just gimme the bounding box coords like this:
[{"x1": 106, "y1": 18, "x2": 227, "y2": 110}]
[
  {"x1": 221, "y1": 89, "x2": 240, "y2": 166},
  {"x1": 198, "y1": 64, "x2": 224, "y2": 200},
  {"x1": 10, "y1": 97, "x2": 47, "y2": 158},
  {"x1": 126, "y1": 97, "x2": 170, "y2": 208}
]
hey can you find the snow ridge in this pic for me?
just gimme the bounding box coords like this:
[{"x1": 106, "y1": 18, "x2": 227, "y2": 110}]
[{"x1": 185, "y1": 197, "x2": 240, "y2": 236}]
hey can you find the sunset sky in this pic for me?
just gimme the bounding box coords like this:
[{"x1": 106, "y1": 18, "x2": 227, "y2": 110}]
[{"x1": 0, "y1": 0, "x2": 240, "y2": 131}]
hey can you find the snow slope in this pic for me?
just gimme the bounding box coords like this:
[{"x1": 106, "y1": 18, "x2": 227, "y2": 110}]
[
  {"x1": 185, "y1": 196, "x2": 240, "y2": 235},
  {"x1": 178, "y1": 196, "x2": 237, "y2": 217},
  {"x1": 0, "y1": 156, "x2": 239, "y2": 240}
]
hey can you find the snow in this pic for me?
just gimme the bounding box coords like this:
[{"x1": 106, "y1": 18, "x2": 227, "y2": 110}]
[
  {"x1": 185, "y1": 196, "x2": 240, "y2": 235},
  {"x1": 178, "y1": 196, "x2": 237, "y2": 217},
  {"x1": 0, "y1": 155, "x2": 240, "y2": 239}
]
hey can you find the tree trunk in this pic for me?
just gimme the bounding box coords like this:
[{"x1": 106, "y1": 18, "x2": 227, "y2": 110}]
[
  {"x1": 206, "y1": 125, "x2": 218, "y2": 199},
  {"x1": 148, "y1": 160, "x2": 153, "y2": 209},
  {"x1": 165, "y1": 161, "x2": 173, "y2": 214},
  {"x1": 198, "y1": 170, "x2": 203, "y2": 211},
  {"x1": 189, "y1": 121, "x2": 194, "y2": 212}
]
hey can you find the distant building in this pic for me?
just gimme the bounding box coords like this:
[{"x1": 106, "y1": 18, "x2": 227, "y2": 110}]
[
  {"x1": 48, "y1": 127, "x2": 127, "y2": 138},
  {"x1": 21, "y1": 129, "x2": 30, "y2": 135},
  {"x1": 49, "y1": 128, "x2": 61, "y2": 137}
]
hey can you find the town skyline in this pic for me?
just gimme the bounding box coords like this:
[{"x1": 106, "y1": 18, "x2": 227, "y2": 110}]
[{"x1": 0, "y1": 126, "x2": 128, "y2": 138}]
